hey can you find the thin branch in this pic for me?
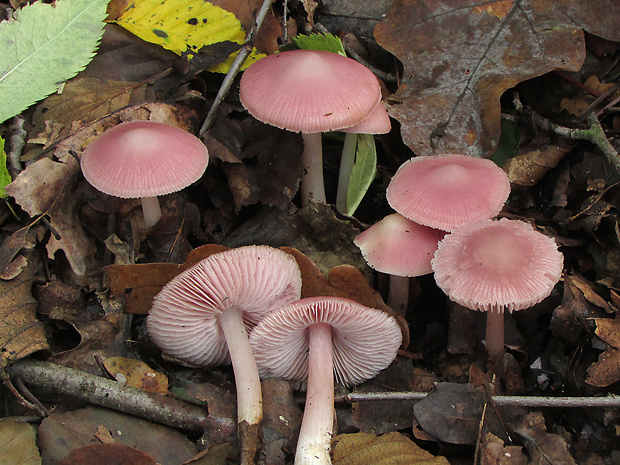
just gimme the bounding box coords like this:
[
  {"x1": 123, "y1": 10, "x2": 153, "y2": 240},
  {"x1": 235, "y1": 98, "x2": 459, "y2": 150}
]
[
  {"x1": 199, "y1": 0, "x2": 274, "y2": 136},
  {"x1": 7, "y1": 359, "x2": 209, "y2": 432},
  {"x1": 336, "y1": 390, "x2": 620, "y2": 407},
  {"x1": 513, "y1": 92, "x2": 620, "y2": 173}
]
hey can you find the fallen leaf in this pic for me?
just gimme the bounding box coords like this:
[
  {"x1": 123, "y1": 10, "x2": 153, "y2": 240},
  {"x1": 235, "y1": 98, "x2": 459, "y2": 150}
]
[
  {"x1": 413, "y1": 382, "x2": 511, "y2": 445},
  {"x1": 0, "y1": 254, "x2": 48, "y2": 371},
  {"x1": 560, "y1": 75, "x2": 619, "y2": 116},
  {"x1": 112, "y1": 0, "x2": 265, "y2": 73},
  {"x1": 503, "y1": 146, "x2": 573, "y2": 188},
  {"x1": 103, "y1": 357, "x2": 169, "y2": 394},
  {"x1": 0, "y1": 0, "x2": 109, "y2": 123},
  {"x1": 480, "y1": 433, "x2": 528, "y2": 465},
  {"x1": 332, "y1": 431, "x2": 450, "y2": 465},
  {"x1": 586, "y1": 318, "x2": 620, "y2": 387},
  {"x1": 373, "y1": 0, "x2": 620, "y2": 156},
  {"x1": 0, "y1": 417, "x2": 41, "y2": 465},
  {"x1": 512, "y1": 412, "x2": 577, "y2": 464},
  {"x1": 38, "y1": 406, "x2": 196, "y2": 465},
  {"x1": 104, "y1": 243, "x2": 229, "y2": 314},
  {"x1": 59, "y1": 443, "x2": 157, "y2": 465}
]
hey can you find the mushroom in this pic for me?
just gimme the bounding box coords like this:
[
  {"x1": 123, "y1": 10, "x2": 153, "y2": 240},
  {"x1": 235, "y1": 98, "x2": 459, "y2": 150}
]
[
  {"x1": 336, "y1": 102, "x2": 391, "y2": 214},
  {"x1": 239, "y1": 50, "x2": 381, "y2": 206},
  {"x1": 354, "y1": 213, "x2": 445, "y2": 314},
  {"x1": 80, "y1": 121, "x2": 209, "y2": 228},
  {"x1": 146, "y1": 245, "x2": 302, "y2": 464},
  {"x1": 249, "y1": 296, "x2": 402, "y2": 465},
  {"x1": 431, "y1": 218, "x2": 563, "y2": 360},
  {"x1": 386, "y1": 154, "x2": 510, "y2": 231}
]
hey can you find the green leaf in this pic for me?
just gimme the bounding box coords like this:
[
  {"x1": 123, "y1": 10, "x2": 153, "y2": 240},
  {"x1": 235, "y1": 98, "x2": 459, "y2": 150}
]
[
  {"x1": 0, "y1": 138, "x2": 11, "y2": 198},
  {"x1": 346, "y1": 134, "x2": 377, "y2": 216},
  {"x1": 0, "y1": 0, "x2": 110, "y2": 124},
  {"x1": 492, "y1": 118, "x2": 522, "y2": 167},
  {"x1": 292, "y1": 32, "x2": 346, "y2": 56}
]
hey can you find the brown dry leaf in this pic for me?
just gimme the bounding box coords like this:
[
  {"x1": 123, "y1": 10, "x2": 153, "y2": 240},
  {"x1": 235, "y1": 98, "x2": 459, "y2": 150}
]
[
  {"x1": 480, "y1": 433, "x2": 528, "y2": 465},
  {"x1": 104, "y1": 244, "x2": 229, "y2": 314},
  {"x1": 282, "y1": 247, "x2": 410, "y2": 347},
  {"x1": 586, "y1": 318, "x2": 620, "y2": 387},
  {"x1": 38, "y1": 406, "x2": 197, "y2": 465},
  {"x1": 59, "y1": 443, "x2": 157, "y2": 465},
  {"x1": 413, "y1": 382, "x2": 509, "y2": 445},
  {"x1": 503, "y1": 146, "x2": 573, "y2": 188},
  {"x1": 0, "y1": 255, "x2": 49, "y2": 371},
  {"x1": 332, "y1": 431, "x2": 449, "y2": 465},
  {"x1": 512, "y1": 412, "x2": 577, "y2": 464},
  {"x1": 560, "y1": 75, "x2": 619, "y2": 116},
  {"x1": 374, "y1": 0, "x2": 620, "y2": 157},
  {"x1": 0, "y1": 225, "x2": 45, "y2": 279},
  {"x1": 0, "y1": 417, "x2": 41, "y2": 465},
  {"x1": 103, "y1": 357, "x2": 169, "y2": 394}
]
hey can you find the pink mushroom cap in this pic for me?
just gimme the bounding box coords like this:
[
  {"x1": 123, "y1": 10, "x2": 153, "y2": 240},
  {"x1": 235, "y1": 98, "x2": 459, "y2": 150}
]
[
  {"x1": 146, "y1": 245, "x2": 302, "y2": 366},
  {"x1": 341, "y1": 102, "x2": 391, "y2": 135},
  {"x1": 239, "y1": 50, "x2": 382, "y2": 133},
  {"x1": 249, "y1": 296, "x2": 402, "y2": 390},
  {"x1": 354, "y1": 213, "x2": 446, "y2": 277},
  {"x1": 432, "y1": 218, "x2": 564, "y2": 313},
  {"x1": 81, "y1": 121, "x2": 209, "y2": 199},
  {"x1": 386, "y1": 154, "x2": 511, "y2": 231}
]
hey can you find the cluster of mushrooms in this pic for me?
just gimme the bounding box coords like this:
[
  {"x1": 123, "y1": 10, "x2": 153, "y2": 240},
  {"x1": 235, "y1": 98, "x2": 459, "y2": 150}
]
[
  {"x1": 354, "y1": 154, "x2": 565, "y2": 361},
  {"x1": 77, "y1": 48, "x2": 565, "y2": 465}
]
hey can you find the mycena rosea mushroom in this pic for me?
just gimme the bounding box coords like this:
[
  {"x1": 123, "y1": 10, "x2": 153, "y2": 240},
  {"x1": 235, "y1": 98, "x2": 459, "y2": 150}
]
[
  {"x1": 80, "y1": 121, "x2": 209, "y2": 228},
  {"x1": 386, "y1": 154, "x2": 510, "y2": 231},
  {"x1": 249, "y1": 296, "x2": 402, "y2": 465},
  {"x1": 239, "y1": 50, "x2": 381, "y2": 206},
  {"x1": 432, "y1": 218, "x2": 564, "y2": 360},
  {"x1": 146, "y1": 245, "x2": 302, "y2": 464},
  {"x1": 354, "y1": 213, "x2": 445, "y2": 314}
]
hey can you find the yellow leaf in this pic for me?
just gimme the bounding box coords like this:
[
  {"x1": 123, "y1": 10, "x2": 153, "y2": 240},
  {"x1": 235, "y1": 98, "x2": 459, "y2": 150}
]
[
  {"x1": 103, "y1": 356, "x2": 169, "y2": 394},
  {"x1": 113, "y1": 0, "x2": 265, "y2": 72},
  {"x1": 332, "y1": 432, "x2": 450, "y2": 465}
]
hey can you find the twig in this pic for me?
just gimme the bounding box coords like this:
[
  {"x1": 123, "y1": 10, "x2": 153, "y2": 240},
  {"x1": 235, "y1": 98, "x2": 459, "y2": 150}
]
[
  {"x1": 7, "y1": 359, "x2": 209, "y2": 432},
  {"x1": 199, "y1": 0, "x2": 274, "y2": 136},
  {"x1": 336, "y1": 390, "x2": 620, "y2": 407},
  {"x1": 513, "y1": 92, "x2": 620, "y2": 173}
]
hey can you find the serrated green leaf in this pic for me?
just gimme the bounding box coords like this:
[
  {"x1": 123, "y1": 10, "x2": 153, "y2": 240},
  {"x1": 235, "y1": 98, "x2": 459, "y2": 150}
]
[
  {"x1": 346, "y1": 134, "x2": 377, "y2": 216},
  {"x1": 113, "y1": 0, "x2": 265, "y2": 73},
  {"x1": 0, "y1": 0, "x2": 110, "y2": 124},
  {"x1": 292, "y1": 32, "x2": 346, "y2": 56},
  {"x1": 0, "y1": 138, "x2": 11, "y2": 199}
]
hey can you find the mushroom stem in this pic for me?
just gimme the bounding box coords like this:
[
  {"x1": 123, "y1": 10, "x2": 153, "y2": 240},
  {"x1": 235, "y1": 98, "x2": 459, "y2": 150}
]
[
  {"x1": 141, "y1": 196, "x2": 162, "y2": 229},
  {"x1": 218, "y1": 308, "x2": 263, "y2": 424},
  {"x1": 301, "y1": 133, "x2": 326, "y2": 206},
  {"x1": 485, "y1": 308, "x2": 505, "y2": 361},
  {"x1": 387, "y1": 275, "x2": 410, "y2": 316},
  {"x1": 296, "y1": 322, "x2": 334, "y2": 465},
  {"x1": 335, "y1": 133, "x2": 357, "y2": 214}
]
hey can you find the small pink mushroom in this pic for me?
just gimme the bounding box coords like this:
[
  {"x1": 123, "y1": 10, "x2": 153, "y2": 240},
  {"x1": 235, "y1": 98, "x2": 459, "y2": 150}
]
[
  {"x1": 386, "y1": 154, "x2": 510, "y2": 231},
  {"x1": 80, "y1": 121, "x2": 209, "y2": 228},
  {"x1": 239, "y1": 50, "x2": 381, "y2": 206},
  {"x1": 250, "y1": 296, "x2": 402, "y2": 465},
  {"x1": 146, "y1": 245, "x2": 302, "y2": 464},
  {"x1": 354, "y1": 213, "x2": 445, "y2": 314},
  {"x1": 432, "y1": 218, "x2": 564, "y2": 360}
]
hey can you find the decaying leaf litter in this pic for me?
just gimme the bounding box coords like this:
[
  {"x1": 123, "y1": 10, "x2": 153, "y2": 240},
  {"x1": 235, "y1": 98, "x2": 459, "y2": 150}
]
[{"x1": 0, "y1": 0, "x2": 619, "y2": 463}]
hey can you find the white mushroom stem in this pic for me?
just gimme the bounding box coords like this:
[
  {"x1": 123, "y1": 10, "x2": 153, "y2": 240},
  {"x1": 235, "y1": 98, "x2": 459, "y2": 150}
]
[
  {"x1": 217, "y1": 307, "x2": 262, "y2": 426},
  {"x1": 301, "y1": 133, "x2": 326, "y2": 207},
  {"x1": 387, "y1": 275, "x2": 410, "y2": 316},
  {"x1": 296, "y1": 322, "x2": 334, "y2": 465},
  {"x1": 141, "y1": 196, "x2": 162, "y2": 229},
  {"x1": 335, "y1": 133, "x2": 357, "y2": 214},
  {"x1": 485, "y1": 308, "x2": 505, "y2": 361}
]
